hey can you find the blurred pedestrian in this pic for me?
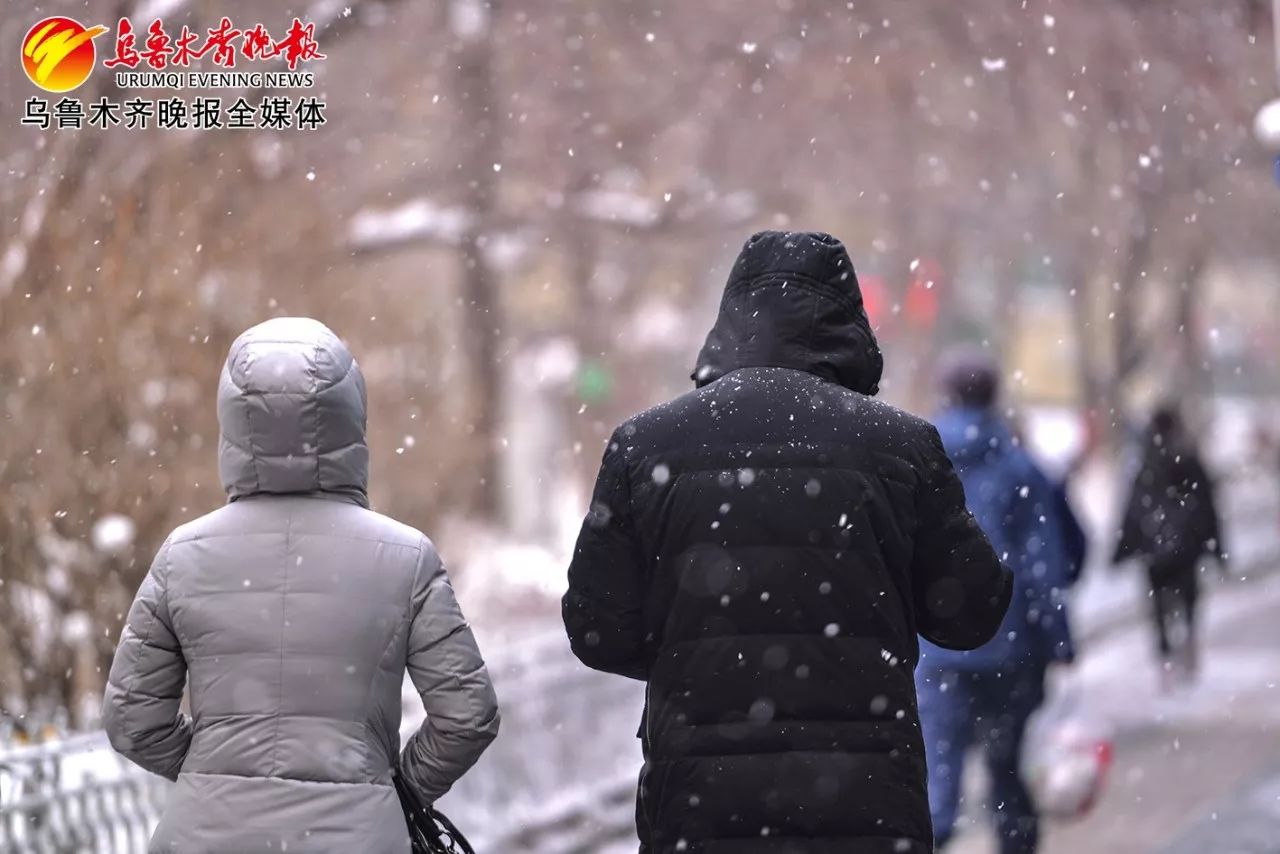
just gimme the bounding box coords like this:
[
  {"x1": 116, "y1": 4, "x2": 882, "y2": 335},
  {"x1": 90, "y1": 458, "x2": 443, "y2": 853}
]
[
  {"x1": 563, "y1": 231, "x2": 1012, "y2": 854},
  {"x1": 1114, "y1": 404, "x2": 1225, "y2": 688},
  {"x1": 103, "y1": 318, "x2": 499, "y2": 854},
  {"x1": 916, "y1": 350, "x2": 1076, "y2": 854}
]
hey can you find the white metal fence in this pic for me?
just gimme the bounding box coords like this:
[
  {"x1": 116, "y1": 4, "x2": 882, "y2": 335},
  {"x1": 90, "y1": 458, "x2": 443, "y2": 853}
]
[
  {"x1": 0, "y1": 631, "x2": 642, "y2": 854},
  {"x1": 0, "y1": 733, "x2": 169, "y2": 854},
  {"x1": 424, "y1": 630, "x2": 643, "y2": 853}
]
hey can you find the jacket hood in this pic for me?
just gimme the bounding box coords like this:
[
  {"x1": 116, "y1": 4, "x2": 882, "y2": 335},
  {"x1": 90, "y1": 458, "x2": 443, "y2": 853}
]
[
  {"x1": 217, "y1": 317, "x2": 369, "y2": 506},
  {"x1": 692, "y1": 230, "x2": 883, "y2": 395},
  {"x1": 934, "y1": 407, "x2": 1015, "y2": 471}
]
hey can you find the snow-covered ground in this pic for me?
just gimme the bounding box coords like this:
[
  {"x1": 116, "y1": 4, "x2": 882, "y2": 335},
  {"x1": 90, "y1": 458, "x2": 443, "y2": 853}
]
[
  {"x1": 948, "y1": 558, "x2": 1280, "y2": 854},
  {"x1": 1075, "y1": 572, "x2": 1280, "y2": 733}
]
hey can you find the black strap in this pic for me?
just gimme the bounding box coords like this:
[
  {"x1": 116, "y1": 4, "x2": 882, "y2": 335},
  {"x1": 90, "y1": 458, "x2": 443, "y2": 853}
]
[{"x1": 393, "y1": 772, "x2": 476, "y2": 854}]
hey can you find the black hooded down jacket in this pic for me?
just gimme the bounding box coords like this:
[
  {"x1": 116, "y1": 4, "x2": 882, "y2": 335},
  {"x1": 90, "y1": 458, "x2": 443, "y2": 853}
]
[{"x1": 563, "y1": 231, "x2": 1012, "y2": 854}]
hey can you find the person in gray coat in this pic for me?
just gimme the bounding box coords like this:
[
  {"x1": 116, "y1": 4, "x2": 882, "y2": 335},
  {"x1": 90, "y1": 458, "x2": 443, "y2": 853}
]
[{"x1": 103, "y1": 317, "x2": 499, "y2": 854}]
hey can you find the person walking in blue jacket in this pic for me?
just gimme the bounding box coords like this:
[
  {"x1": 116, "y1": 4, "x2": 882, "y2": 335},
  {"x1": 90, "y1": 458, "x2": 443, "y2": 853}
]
[{"x1": 917, "y1": 351, "x2": 1075, "y2": 854}]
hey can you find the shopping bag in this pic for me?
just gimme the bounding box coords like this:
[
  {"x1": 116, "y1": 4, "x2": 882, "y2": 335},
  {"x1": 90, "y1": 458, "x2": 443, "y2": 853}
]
[
  {"x1": 393, "y1": 771, "x2": 477, "y2": 854},
  {"x1": 1021, "y1": 675, "x2": 1114, "y2": 820}
]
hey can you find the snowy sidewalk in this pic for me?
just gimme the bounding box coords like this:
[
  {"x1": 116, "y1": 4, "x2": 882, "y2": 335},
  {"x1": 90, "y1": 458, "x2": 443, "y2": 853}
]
[{"x1": 948, "y1": 567, "x2": 1280, "y2": 854}]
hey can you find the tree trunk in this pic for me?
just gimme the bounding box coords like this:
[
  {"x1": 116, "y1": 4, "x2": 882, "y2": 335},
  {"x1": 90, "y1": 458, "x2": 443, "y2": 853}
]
[
  {"x1": 1175, "y1": 245, "x2": 1212, "y2": 428},
  {"x1": 1061, "y1": 249, "x2": 1113, "y2": 447},
  {"x1": 452, "y1": 0, "x2": 504, "y2": 521},
  {"x1": 1112, "y1": 213, "x2": 1154, "y2": 388}
]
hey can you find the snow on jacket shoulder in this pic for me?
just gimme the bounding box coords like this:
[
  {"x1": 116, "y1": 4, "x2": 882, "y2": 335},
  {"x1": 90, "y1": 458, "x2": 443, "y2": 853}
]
[{"x1": 103, "y1": 318, "x2": 498, "y2": 854}]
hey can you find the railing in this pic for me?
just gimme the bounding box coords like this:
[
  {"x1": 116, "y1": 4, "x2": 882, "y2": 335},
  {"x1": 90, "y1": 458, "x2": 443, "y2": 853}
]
[
  {"x1": 0, "y1": 631, "x2": 642, "y2": 854},
  {"x1": 425, "y1": 630, "x2": 643, "y2": 853},
  {"x1": 0, "y1": 733, "x2": 169, "y2": 854}
]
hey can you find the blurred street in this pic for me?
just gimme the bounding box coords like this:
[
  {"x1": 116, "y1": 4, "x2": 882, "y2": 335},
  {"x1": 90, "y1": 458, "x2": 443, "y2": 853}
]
[{"x1": 949, "y1": 568, "x2": 1280, "y2": 854}]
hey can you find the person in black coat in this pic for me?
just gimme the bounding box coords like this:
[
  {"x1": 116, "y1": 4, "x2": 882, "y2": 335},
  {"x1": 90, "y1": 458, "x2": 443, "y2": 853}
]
[
  {"x1": 1114, "y1": 404, "x2": 1225, "y2": 684},
  {"x1": 562, "y1": 231, "x2": 1013, "y2": 854}
]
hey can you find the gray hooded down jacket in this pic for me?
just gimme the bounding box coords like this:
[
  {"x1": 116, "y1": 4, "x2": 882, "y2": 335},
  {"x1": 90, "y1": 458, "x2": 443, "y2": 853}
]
[{"x1": 103, "y1": 317, "x2": 499, "y2": 854}]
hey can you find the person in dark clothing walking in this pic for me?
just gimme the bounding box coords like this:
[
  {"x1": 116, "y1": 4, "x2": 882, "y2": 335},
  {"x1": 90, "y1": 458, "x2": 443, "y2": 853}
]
[
  {"x1": 915, "y1": 352, "x2": 1076, "y2": 854},
  {"x1": 1114, "y1": 405, "x2": 1225, "y2": 685},
  {"x1": 562, "y1": 231, "x2": 1013, "y2": 854}
]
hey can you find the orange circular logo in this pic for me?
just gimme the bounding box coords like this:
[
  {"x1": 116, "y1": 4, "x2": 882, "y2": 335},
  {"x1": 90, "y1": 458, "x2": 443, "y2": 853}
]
[{"x1": 22, "y1": 17, "x2": 109, "y2": 93}]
